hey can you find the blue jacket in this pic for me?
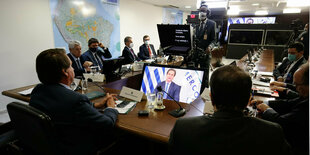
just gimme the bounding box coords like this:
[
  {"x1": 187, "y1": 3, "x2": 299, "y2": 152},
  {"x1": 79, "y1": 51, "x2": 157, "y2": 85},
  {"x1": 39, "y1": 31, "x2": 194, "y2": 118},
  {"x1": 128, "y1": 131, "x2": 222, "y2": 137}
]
[
  {"x1": 30, "y1": 84, "x2": 118, "y2": 154},
  {"x1": 154, "y1": 81, "x2": 181, "y2": 102},
  {"x1": 138, "y1": 44, "x2": 156, "y2": 60},
  {"x1": 67, "y1": 53, "x2": 85, "y2": 79}
]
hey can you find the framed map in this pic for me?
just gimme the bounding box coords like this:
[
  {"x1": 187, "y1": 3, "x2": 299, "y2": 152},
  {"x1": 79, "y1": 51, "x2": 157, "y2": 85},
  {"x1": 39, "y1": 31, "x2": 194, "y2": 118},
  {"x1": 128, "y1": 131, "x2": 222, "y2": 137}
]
[{"x1": 50, "y1": 0, "x2": 120, "y2": 57}]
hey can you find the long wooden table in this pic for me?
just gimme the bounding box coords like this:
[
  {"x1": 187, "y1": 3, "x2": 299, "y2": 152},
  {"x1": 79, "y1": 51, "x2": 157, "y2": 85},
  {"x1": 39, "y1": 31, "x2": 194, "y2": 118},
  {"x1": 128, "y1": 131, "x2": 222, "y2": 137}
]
[
  {"x1": 1, "y1": 50, "x2": 276, "y2": 143},
  {"x1": 2, "y1": 81, "x2": 203, "y2": 144}
]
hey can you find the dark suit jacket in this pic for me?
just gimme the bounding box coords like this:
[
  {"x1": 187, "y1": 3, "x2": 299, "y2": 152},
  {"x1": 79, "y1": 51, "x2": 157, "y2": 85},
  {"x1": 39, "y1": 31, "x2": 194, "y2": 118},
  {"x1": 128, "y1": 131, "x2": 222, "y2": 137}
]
[
  {"x1": 138, "y1": 44, "x2": 156, "y2": 60},
  {"x1": 81, "y1": 48, "x2": 112, "y2": 74},
  {"x1": 263, "y1": 97, "x2": 309, "y2": 154},
  {"x1": 296, "y1": 31, "x2": 309, "y2": 60},
  {"x1": 196, "y1": 19, "x2": 217, "y2": 51},
  {"x1": 30, "y1": 84, "x2": 118, "y2": 155},
  {"x1": 121, "y1": 46, "x2": 140, "y2": 64},
  {"x1": 67, "y1": 53, "x2": 85, "y2": 78},
  {"x1": 154, "y1": 81, "x2": 181, "y2": 102},
  {"x1": 169, "y1": 111, "x2": 292, "y2": 155},
  {"x1": 273, "y1": 57, "x2": 307, "y2": 84}
]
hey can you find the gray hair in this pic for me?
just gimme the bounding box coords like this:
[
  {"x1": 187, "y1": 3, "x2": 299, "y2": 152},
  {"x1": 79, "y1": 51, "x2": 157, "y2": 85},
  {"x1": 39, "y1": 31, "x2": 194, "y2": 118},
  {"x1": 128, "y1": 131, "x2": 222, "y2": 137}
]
[{"x1": 68, "y1": 40, "x2": 81, "y2": 49}]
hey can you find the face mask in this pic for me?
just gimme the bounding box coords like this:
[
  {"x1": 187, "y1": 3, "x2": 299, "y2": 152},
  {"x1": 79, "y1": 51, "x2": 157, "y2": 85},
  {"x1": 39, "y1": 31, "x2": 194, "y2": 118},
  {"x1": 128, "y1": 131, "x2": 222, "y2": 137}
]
[
  {"x1": 144, "y1": 41, "x2": 149, "y2": 45},
  {"x1": 129, "y1": 43, "x2": 134, "y2": 48},
  {"x1": 90, "y1": 47, "x2": 98, "y2": 53},
  {"x1": 288, "y1": 54, "x2": 296, "y2": 61},
  {"x1": 199, "y1": 12, "x2": 207, "y2": 20}
]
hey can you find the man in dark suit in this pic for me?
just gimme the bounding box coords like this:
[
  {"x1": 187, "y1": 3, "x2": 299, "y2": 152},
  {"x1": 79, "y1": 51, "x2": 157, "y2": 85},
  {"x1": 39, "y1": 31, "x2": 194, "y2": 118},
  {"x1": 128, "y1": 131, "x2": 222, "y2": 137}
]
[
  {"x1": 138, "y1": 35, "x2": 156, "y2": 60},
  {"x1": 122, "y1": 36, "x2": 140, "y2": 64},
  {"x1": 67, "y1": 40, "x2": 93, "y2": 79},
  {"x1": 195, "y1": 3, "x2": 216, "y2": 69},
  {"x1": 254, "y1": 63, "x2": 309, "y2": 155},
  {"x1": 296, "y1": 23, "x2": 308, "y2": 60},
  {"x1": 154, "y1": 69, "x2": 181, "y2": 102},
  {"x1": 273, "y1": 42, "x2": 306, "y2": 84},
  {"x1": 30, "y1": 48, "x2": 118, "y2": 154},
  {"x1": 81, "y1": 38, "x2": 112, "y2": 74},
  {"x1": 169, "y1": 65, "x2": 291, "y2": 155}
]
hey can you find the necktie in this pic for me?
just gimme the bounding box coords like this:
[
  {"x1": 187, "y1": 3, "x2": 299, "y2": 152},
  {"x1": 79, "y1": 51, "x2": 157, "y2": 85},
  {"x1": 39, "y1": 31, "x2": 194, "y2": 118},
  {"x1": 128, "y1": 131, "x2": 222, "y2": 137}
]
[
  {"x1": 163, "y1": 83, "x2": 169, "y2": 99},
  {"x1": 199, "y1": 21, "x2": 204, "y2": 32},
  {"x1": 147, "y1": 45, "x2": 152, "y2": 58},
  {"x1": 94, "y1": 53, "x2": 103, "y2": 70},
  {"x1": 76, "y1": 59, "x2": 82, "y2": 69},
  {"x1": 130, "y1": 48, "x2": 136, "y2": 61}
]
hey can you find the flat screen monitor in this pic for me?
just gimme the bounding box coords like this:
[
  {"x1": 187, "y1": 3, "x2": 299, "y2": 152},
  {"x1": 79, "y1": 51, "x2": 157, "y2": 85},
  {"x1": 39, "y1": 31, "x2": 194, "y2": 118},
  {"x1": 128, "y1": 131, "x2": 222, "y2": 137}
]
[
  {"x1": 157, "y1": 24, "x2": 192, "y2": 56},
  {"x1": 225, "y1": 17, "x2": 276, "y2": 41},
  {"x1": 140, "y1": 64, "x2": 207, "y2": 103},
  {"x1": 228, "y1": 29, "x2": 264, "y2": 45},
  {"x1": 264, "y1": 30, "x2": 294, "y2": 46}
]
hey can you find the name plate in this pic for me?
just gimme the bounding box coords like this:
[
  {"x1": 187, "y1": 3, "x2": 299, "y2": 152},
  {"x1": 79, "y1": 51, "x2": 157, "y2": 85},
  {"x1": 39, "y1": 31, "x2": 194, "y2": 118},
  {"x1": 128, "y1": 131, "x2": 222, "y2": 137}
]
[
  {"x1": 83, "y1": 73, "x2": 105, "y2": 82},
  {"x1": 119, "y1": 86, "x2": 145, "y2": 102},
  {"x1": 132, "y1": 63, "x2": 143, "y2": 71}
]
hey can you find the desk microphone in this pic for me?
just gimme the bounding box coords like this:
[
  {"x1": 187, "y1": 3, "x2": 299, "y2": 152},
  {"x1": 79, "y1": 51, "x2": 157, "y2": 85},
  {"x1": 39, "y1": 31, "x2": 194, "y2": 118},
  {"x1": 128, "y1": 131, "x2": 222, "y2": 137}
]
[
  {"x1": 87, "y1": 78, "x2": 106, "y2": 94},
  {"x1": 156, "y1": 86, "x2": 186, "y2": 117}
]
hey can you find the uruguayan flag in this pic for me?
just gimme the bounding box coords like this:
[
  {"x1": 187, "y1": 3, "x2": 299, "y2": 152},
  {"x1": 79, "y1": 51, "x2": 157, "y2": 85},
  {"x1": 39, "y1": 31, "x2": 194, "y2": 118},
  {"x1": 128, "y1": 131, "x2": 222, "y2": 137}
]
[{"x1": 141, "y1": 66, "x2": 165, "y2": 94}]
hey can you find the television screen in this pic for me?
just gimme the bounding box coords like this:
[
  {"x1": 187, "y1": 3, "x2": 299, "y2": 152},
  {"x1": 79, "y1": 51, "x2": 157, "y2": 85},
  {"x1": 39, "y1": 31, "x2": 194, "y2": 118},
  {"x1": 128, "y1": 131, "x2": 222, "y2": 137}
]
[
  {"x1": 264, "y1": 30, "x2": 293, "y2": 46},
  {"x1": 228, "y1": 29, "x2": 264, "y2": 45},
  {"x1": 140, "y1": 64, "x2": 206, "y2": 103},
  {"x1": 225, "y1": 17, "x2": 276, "y2": 40}
]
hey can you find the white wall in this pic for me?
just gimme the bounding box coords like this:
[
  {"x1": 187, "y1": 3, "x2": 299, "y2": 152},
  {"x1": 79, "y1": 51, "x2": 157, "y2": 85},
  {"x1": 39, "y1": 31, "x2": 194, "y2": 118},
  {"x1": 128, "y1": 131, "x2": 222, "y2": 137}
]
[
  {"x1": 0, "y1": 0, "x2": 187, "y2": 118},
  {"x1": 0, "y1": 0, "x2": 54, "y2": 111},
  {"x1": 120, "y1": 0, "x2": 163, "y2": 54}
]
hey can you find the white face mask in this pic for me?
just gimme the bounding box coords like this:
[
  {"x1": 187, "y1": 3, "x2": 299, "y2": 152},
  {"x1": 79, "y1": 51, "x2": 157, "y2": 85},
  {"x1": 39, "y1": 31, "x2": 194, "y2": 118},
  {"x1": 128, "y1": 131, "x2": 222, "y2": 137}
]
[
  {"x1": 199, "y1": 12, "x2": 207, "y2": 20},
  {"x1": 144, "y1": 41, "x2": 149, "y2": 45},
  {"x1": 129, "y1": 43, "x2": 134, "y2": 48}
]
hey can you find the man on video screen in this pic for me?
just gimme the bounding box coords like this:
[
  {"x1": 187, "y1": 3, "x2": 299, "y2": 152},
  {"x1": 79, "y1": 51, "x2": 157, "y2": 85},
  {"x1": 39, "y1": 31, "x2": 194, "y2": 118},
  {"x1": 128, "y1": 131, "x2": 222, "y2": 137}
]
[{"x1": 155, "y1": 69, "x2": 181, "y2": 102}]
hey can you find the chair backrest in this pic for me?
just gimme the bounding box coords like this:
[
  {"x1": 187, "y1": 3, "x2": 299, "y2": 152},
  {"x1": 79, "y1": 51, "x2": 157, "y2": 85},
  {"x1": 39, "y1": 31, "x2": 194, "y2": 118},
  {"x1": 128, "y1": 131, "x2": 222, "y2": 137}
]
[{"x1": 7, "y1": 102, "x2": 62, "y2": 155}]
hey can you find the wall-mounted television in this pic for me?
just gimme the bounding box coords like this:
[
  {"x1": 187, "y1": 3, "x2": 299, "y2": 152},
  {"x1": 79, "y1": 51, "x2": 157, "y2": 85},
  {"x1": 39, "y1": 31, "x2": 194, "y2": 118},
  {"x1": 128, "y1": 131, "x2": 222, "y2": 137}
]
[
  {"x1": 225, "y1": 17, "x2": 276, "y2": 41},
  {"x1": 228, "y1": 29, "x2": 264, "y2": 45}
]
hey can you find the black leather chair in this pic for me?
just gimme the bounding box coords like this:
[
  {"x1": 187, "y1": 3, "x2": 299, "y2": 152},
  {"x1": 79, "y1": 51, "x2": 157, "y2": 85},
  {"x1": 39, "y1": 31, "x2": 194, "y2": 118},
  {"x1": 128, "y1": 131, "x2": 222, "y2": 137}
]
[{"x1": 7, "y1": 102, "x2": 63, "y2": 155}]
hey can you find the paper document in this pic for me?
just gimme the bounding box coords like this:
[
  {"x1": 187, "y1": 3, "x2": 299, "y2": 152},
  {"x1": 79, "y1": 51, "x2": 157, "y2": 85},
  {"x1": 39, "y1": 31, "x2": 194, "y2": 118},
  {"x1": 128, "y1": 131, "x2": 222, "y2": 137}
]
[
  {"x1": 252, "y1": 79, "x2": 270, "y2": 87},
  {"x1": 18, "y1": 87, "x2": 34, "y2": 96},
  {"x1": 258, "y1": 71, "x2": 273, "y2": 77},
  {"x1": 114, "y1": 100, "x2": 137, "y2": 114}
]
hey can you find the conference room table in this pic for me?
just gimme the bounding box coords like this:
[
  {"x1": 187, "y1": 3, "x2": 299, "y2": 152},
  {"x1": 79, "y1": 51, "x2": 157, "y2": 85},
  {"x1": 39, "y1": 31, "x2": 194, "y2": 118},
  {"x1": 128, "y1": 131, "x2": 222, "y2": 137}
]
[{"x1": 1, "y1": 49, "x2": 276, "y2": 144}]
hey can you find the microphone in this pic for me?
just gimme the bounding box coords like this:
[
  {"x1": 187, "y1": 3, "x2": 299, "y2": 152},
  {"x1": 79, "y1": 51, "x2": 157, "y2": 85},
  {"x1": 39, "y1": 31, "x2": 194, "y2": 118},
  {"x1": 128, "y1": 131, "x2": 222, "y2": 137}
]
[
  {"x1": 87, "y1": 78, "x2": 106, "y2": 95},
  {"x1": 156, "y1": 86, "x2": 186, "y2": 117}
]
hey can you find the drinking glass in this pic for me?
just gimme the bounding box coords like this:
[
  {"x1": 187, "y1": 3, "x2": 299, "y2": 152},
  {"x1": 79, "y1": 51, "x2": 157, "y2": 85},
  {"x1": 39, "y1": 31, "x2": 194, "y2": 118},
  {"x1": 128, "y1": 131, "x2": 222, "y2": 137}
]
[
  {"x1": 81, "y1": 80, "x2": 88, "y2": 91},
  {"x1": 70, "y1": 81, "x2": 77, "y2": 91},
  {"x1": 147, "y1": 92, "x2": 155, "y2": 109}
]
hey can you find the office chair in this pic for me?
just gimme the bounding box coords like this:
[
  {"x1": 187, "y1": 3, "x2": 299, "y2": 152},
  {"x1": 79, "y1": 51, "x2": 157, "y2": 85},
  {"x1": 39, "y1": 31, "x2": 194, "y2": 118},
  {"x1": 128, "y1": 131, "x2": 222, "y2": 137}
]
[{"x1": 7, "y1": 102, "x2": 63, "y2": 155}]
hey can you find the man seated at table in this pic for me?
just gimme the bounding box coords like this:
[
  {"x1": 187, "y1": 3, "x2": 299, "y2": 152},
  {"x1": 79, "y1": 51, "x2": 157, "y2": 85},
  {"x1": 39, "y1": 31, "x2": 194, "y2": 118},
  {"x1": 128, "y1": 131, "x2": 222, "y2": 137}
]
[
  {"x1": 81, "y1": 38, "x2": 112, "y2": 74},
  {"x1": 122, "y1": 36, "x2": 140, "y2": 64},
  {"x1": 67, "y1": 40, "x2": 93, "y2": 79},
  {"x1": 30, "y1": 48, "x2": 118, "y2": 154},
  {"x1": 273, "y1": 42, "x2": 306, "y2": 84},
  {"x1": 138, "y1": 35, "x2": 156, "y2": 60},
  {"x1": 253, "y1": 63, "x2": 309, "y2": 155},
  {"x1": 169, "y1": 65, "x2": 291, "y2": 155}
]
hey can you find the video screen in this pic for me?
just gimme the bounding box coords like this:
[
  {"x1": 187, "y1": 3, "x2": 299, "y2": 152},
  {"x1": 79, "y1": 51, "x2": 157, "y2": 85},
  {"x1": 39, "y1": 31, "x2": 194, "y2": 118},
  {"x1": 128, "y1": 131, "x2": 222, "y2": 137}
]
[
  {"x1": 264, "y1": 30, "x2": 293, "y2": 46},
  {"x1": 229, "y1": 30, "x2": 264, "y2": 45},
  {"x1": 225, "y1": 17, "x2": 276, "y2": 41},
  {"x1": 140, "y1": 64, "x2": 206, "y2": 103}
]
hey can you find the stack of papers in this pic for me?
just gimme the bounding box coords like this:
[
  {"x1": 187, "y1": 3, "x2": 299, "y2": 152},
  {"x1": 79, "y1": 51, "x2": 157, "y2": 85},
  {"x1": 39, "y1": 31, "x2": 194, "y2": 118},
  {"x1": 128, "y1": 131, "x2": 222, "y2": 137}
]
[
  {"x1": 114, "y1": 100, "x2": 137, "y2": 114},
  {"x1": 18, "y1": 87, "x2": 34, "y2": 96},
  {"x1": 252, "y1": 79, "x2": 270, "y2": 87}
]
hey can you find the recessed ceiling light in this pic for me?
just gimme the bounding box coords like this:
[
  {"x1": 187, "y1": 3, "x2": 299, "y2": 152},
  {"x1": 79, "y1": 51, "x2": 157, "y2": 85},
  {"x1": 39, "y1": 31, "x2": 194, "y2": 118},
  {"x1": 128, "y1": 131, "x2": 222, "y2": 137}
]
[
  {"x1": 185, "y1": 5, "x2": 191, "y2": 9},
  {"x1": 252, "y1": 3, "x2": 259, "y2": 6},
  {"x1": 255, "y1": 10, "x2": 268, "y2": 15},
  {"x1": 283, "y1": 8, "x2": 301, "y2": 13}
]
